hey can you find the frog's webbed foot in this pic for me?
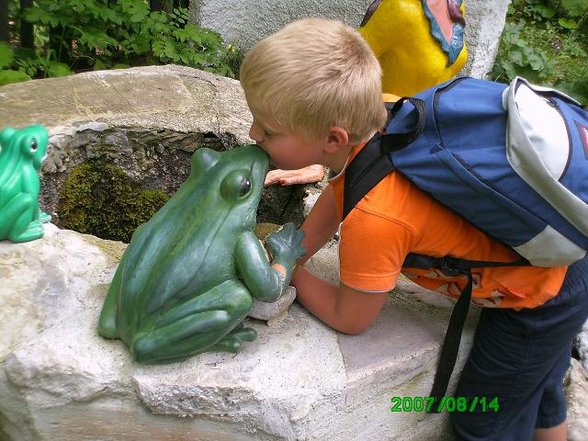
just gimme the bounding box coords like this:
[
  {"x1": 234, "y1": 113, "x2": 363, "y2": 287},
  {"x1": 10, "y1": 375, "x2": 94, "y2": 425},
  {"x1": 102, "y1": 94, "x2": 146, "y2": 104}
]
[
  {"x1": 208, "y1": 323, "x2": 257, "y2": 353},
  {"x1": 131, "y1": 310, "x2": 251, "y2": 363},
  {"x1": 38, "y1": 210, "x2": 52, "y2": 224},
  {"x1": 9, "y1": 220, "x2": 44, "y2": 242}
]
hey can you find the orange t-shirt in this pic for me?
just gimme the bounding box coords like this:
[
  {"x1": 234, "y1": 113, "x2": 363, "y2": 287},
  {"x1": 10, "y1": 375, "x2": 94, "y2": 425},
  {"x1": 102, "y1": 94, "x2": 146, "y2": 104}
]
[{"x1": 330, "y1": 142, "x2": 568, "y2": 309}]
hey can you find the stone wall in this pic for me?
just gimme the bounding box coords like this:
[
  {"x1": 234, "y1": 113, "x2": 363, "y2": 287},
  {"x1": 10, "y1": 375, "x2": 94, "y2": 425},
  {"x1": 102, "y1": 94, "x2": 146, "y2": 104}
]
[
  {"x1": 0, "y1": 65, "x2": 307, "y2": 241},
  {"x1": 2, "y1": 224, "x2": 587, "y2": 440}
]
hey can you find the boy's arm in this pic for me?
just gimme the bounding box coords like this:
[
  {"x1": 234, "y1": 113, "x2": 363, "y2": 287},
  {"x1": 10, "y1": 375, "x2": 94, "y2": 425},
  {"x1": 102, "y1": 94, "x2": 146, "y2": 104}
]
[
  {"x1": 292, "y1": 268, "x2": 387, "y2": 334},
  {"x1": 298, "y1": 184, "x2": 341, "y2": 263},
  {"x1": 293, "y1": 183, "x2": 388, "y2": 334}
]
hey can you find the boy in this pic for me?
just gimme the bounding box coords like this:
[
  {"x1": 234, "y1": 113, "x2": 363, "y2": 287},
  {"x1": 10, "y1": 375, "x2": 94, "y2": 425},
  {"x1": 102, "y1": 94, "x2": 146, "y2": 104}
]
[{"x1": 239, "y1": 18, "x2": 588, "y2": 441}]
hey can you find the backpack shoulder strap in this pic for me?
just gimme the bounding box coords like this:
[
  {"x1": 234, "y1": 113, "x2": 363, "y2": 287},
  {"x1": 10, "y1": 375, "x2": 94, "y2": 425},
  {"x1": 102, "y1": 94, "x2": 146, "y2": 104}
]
[
  {"x1": 342, "y1": 131, "x2": 395, "y2": 220},
  {"x1": 342, "y1": 98, "x2": 426, "y2": 221},
  {"x1": 380, "y1": 97, "x2": 427, "y2": 151}
]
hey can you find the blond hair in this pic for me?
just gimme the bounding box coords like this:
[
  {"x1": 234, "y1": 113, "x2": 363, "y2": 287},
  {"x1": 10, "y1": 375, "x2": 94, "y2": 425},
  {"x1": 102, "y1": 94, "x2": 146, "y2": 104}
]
[{"x1": 240, "y1": 18, "x2": 387, "y2": 145}]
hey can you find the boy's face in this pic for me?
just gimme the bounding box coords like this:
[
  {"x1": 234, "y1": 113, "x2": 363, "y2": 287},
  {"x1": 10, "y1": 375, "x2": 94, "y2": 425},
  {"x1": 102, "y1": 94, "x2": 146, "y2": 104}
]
[{"x1": 248, "y1": 111, "x2": 326, "y2": 171}]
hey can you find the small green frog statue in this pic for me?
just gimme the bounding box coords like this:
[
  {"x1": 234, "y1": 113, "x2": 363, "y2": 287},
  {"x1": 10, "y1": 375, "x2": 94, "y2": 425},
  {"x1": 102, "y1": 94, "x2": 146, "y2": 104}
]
[
  {"x1": 0, "y1": 125, "x2": 51, "y2": 243},
  {"x1": 98, "y1": 145, "x2": 305, "y2": 364}
]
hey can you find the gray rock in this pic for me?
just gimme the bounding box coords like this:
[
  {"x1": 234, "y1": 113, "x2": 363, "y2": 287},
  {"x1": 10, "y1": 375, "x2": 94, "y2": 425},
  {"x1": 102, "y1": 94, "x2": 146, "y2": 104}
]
[
  {"x1": 0, "y1": 65, "x2": 251, "y2": 218},
  {"x1": 249, "y1": 286, "x2": 297, "y2": 322},
  {"x1": 566, "y1": 359, "x2": 588, "y2": 441},
  {"x1": 2, "y1": 225, "x2": 587, "y2": 441},
  {"x1": 576, "y1": 320, "x2": 588, "y2": 371},
  {"x1": 462, "y1": 0, "x2": 511, "y2": 78},
  {"x1": 0, "y1": 225, "x2": 467, "y2": 441},
  {"x1": 191, "y1": 0, "x2": 374, "y2": 51},
  {"x1": 0, "y1": 65, "x2": 250, "y2": 136}
]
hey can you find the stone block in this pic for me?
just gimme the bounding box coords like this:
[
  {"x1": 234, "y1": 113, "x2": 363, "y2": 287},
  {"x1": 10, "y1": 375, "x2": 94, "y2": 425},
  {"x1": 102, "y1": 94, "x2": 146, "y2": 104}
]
[
  {"x1": 0, "y1": 224, "x2": 469, "y2": 441},
  {"x1": 249, "y1": 286, "x2": 297, "y2": 321},
  {"x1": 2, "y1": 225, "x2": 587, "y2": 441}
]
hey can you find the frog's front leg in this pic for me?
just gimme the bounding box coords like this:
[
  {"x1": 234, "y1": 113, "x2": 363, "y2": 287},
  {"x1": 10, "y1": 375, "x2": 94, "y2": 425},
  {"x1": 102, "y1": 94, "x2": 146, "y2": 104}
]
[
  {"x1": 236, "y1": 223, "x2": 305, "y2": 303},
  {"x1": 130, "y1": 279, "x2": 255, "y2": 364},
  {"x1": 0, "y1": 194, "x2": 44, "y2": 242}
]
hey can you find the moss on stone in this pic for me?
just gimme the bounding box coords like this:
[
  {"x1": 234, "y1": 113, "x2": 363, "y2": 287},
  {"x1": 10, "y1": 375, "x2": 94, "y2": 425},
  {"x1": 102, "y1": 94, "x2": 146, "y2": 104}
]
[{"x1": 57, "y1": 159, "x2": 170, "y2": 243}]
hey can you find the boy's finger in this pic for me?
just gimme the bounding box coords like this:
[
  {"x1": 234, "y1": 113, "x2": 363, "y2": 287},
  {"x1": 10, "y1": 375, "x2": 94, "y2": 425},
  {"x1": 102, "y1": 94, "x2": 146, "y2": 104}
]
[{"x1": 265, "y1": 166, "x2": 325, "y2": 186}]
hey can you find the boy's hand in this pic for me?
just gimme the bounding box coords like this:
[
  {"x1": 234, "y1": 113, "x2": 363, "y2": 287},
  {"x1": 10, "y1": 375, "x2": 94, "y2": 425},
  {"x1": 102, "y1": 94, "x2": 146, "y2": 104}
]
[{"x1": 264, "y1": 165, "x2": 324, "y2": 186}]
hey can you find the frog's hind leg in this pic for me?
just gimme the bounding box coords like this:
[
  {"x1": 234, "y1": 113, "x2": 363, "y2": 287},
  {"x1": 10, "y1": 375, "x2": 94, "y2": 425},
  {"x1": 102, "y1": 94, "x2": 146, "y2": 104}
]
[
  {"x1": 97, "y1": 267, "x2": 123, "y2": 339},
  {"x1": 131, "y1": 280, "x2": 254, "y2": 364},
  {"x1": 1, "y1": 194, "x2": 43, "y2": 242}
]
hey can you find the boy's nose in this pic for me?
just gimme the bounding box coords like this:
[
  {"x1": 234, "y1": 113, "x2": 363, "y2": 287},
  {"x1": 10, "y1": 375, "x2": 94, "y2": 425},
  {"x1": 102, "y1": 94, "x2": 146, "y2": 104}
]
[{"x1": 249, "y1": 123, "x2": 263, "y2": 144}]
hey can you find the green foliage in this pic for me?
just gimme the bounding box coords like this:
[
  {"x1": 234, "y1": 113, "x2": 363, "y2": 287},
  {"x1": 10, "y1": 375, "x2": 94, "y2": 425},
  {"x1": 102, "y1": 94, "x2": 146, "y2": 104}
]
[
  {"x1": 0, "y1": 41, "x2": 73, "y2": 86},
  {"x1": 2, "y1": 0, "x2": 237, "y2": 85},
  {"x1": 491, "y1": 0, "x2": 588, "y2": 104},
  {"x1": 0, "y1": 42, "x2": 31, "y2": 85},
  {"x1": 0, "y1": 68, "x2": 31, "y2": 85},
  {"x1": 0, "y1": 42, "x2": 14, "y2": 69},
  {"x1": 57, "y1": 159, "x2": 170, "y2": 243}
]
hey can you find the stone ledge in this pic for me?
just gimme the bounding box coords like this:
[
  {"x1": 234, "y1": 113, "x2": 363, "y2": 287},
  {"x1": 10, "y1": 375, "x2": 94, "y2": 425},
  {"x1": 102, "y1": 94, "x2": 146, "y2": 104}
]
[
  {"x1": 0, "y1": 65, "x2": 252, "y2": 142},
  {"x1": 2, "y1": 225, "x2": 586, "y2": 440},
  {"x1": 0, "y1": 225, "x2": 465, "y2": 441}
]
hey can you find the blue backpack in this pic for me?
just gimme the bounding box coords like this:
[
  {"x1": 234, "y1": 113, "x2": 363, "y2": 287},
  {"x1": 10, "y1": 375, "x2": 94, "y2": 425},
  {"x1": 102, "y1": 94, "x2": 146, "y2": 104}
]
[{"x1": 343, "y1": 76, "x2": 588, "y2": 407}]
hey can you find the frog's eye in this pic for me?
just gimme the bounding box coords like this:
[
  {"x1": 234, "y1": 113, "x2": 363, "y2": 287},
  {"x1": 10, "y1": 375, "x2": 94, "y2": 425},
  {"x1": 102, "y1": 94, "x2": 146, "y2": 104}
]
[
  {"x1": 30, "y1": 138, "x2": 38, "y2": 152},
  {"x1": 239, "y1": 178, "x2": 251, "y2": 197},
  {"x1": 220, "y1": 170, "x2": 253, "y2": 200}
]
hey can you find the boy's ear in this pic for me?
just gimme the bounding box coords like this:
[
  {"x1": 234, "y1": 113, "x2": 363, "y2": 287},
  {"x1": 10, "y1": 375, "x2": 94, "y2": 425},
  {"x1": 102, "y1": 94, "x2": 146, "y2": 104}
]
[{"x1": 324, "y1": 126, "x2": 349, "y2": 153}]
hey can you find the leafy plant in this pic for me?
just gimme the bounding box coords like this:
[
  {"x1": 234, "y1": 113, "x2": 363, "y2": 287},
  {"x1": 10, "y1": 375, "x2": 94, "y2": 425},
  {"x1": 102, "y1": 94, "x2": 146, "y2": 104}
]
[
  {"x1": 491, "y1": 0, "x2": 587, "y2": 104},
  {"x1": 0, "y1": 42, "x2": 29, "y2": 85},
  {"x1": 0, "y1": 40, "x2": 73, "y2": 86},
  {"x1": 1, "y1": 0, "x2": 238, "y2": 85}
]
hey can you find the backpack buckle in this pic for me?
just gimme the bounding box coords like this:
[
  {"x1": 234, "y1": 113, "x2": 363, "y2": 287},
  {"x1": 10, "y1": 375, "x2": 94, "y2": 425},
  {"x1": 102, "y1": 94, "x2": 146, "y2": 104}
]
[{"x1": 439, "y1": 257, "x2": 469, "y2": 277}]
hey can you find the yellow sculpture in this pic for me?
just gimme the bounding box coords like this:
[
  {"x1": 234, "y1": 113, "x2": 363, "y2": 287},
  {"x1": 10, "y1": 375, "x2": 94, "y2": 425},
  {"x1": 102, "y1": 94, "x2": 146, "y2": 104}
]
[{"x1": 358, "y1": 0, "x2": 468, "y2": 96}]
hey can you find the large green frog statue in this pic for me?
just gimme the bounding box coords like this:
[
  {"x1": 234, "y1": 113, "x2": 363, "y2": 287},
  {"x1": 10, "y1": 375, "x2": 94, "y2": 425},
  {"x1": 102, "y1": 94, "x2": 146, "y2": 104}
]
[
  {"x1": 98, "y1": 145, "x2": 305, "y2": 364},
  {"x1": 0, "y1": 125, "x2": 51, "y2": 243}
]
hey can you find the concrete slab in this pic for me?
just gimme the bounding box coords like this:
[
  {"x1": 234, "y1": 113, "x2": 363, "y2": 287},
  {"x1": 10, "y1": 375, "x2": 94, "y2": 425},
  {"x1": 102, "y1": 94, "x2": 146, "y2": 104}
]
[
  {"x1": 338, "y1": 303, "x2": 444, "y2": 381},
  {"x1": 0, "y1": 226, "x2": 479, "y2": 441}
]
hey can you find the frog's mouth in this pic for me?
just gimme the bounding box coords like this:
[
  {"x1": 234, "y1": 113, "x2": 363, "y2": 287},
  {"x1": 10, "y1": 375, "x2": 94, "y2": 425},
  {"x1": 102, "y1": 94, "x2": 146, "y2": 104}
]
[{"x1": 248, "y1": 144, "x2": 270, "y2": 177}]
